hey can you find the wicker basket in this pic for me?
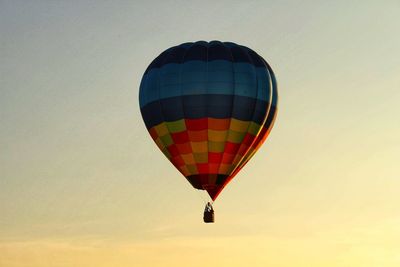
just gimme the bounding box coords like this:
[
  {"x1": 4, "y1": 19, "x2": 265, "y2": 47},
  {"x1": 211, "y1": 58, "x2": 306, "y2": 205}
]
[{"x1": 203, "y1": 210, "x2": 215, "y2": 223}]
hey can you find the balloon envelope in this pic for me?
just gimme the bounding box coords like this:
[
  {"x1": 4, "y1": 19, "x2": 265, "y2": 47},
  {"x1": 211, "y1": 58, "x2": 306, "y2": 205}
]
[{"x1": 139, "y1": 41, "x2": 278, "y2": 200}]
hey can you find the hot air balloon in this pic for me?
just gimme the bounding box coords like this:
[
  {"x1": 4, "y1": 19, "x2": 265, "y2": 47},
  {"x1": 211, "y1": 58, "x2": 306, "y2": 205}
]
[{"x1": 139, "y1": 41, "x2": 278, "y2": 223}]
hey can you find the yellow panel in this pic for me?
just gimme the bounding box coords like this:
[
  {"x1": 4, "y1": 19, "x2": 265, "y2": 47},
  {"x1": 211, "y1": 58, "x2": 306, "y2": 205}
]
[
  {"x1": 154, "y1": 138, "x2": 165, "y2": 150},
  {"x1": 208, "y1": 129, "x2": 227, "y2": 142},
  {"x1": 160, "y1": 134, "x2": 173, "y2": 146},
  {"x1": 248, "y1": 122, "x2": 262, "y2": 136},
  {"x1": 181, "y1": 154, "x2": 195, "y2": 165},
  {"x1": 190, "y1": 141, "x2": 208, "y2": 153},
  {"x1": 178, "y1": 165, "x2": 190, "y2": 176},
  {"x1": 186, "y1": 164, "x2": 198, "y2": 175},
  {"x1": 166, "y1": 119, "x2": 186, "y2": 133},
  {"x1": 208, "y1": 141, "x2": 225, "y2": 152},
  {"x1": 230, "y1": 118, "x2": 250, "y2": 133},
  {"x1": 154, "y1": 122, "x2": 169, "y2": 137},
  {"x1": 227, "y1": 130, "x2": 245, "y2": 143},
  {"x1": 193, "y1": 153, "x2": 208, "y2": 163}
]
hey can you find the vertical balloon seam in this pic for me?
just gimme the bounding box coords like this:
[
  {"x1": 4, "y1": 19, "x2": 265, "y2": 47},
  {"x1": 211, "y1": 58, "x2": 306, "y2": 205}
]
[
  {"x1": 156, "y1": 50, "x2": 186, "y2": 174},
  {"x1": 210, "y1": 41, "x2": 232, "y2": 194},
  {"x1": 234, "y1": 53, "x2": 273, "y2": 173},
  {"x1": 187, "y1": 42, "x2": 206, "y2": 178},
  {"x1": 207, "y1": 41, "x2": 227, "y2": 190},
  {"x1": 179, "y1": 44, "x2": 198, "y2": 177},
  {"x1": 236, "y1": 47, "x2": 261, "y2": 167},
  {"x1": 154, "y1": 52, "x2": 174, "y2": 167},
  {"x1": 244, "y1": 64, "x2": 274, "y2": 169},
  {"x1": 179, "y1": 43, "x2": 195, "y2": 179},
  {"x1": 215, "y1": 42, "x2": 235, "y2": 183},
  {"x1": 211, "y1": 43, "x2": 239, "y2": 199},
  {"x1": 226, "y1": 45, "x2": 257, "y2": 173},
  {"x1": 247, "y1": 51, "x2": 274, "y2": 163},
  {"x1": 210, "y1": 42, "x2": 230, "y2": 181},
  {"x1": 183, "y1": 44, "x2": 197, "y2": 175},
  {"x1": 238, "y1": 59, "x2": 277, "y2": 170},
  {"x1": 204, "y1": 41, "x2": 210, "y2": 187},
  {"x1": 218, "y1": 45, "x2": 266, "y2": 198},
  {"x1": 166, "y1": 46, "x2": 183, "y2": 174},
  {"x1": 141, "y1": 53, "x2": 172, "y2": 161},
  {"x1": 206, "y1": 42, "x2": 214, "y2": 188},
  {"x1": 227, "y1": 46, "x2": 263, "y2": 178}
]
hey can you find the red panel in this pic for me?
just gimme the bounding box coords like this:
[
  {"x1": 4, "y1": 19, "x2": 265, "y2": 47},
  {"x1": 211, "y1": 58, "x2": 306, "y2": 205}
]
[
  {"x1": 237, "y1": 145, "x2": 249, "y2": 156},
  {"x1": 221, "y1": 153, "x2": 236, "y2": 164},
  {"x1": 185, "y1": 118, "x2": 208, "y2": 131},
  {"x1": 242, "y1": 133, "x2": 256, "y2": 146},
  {"x1": 208, "y1": 152, "x2": 222, "y2": 163},
  {"x1": 206, "y1": 186, "x2": 224, "y2": 201},
  {"x1": 224, "y1": 142, "x2": 240, "y2": 154},
  {"x1": 197, "y1": 163, "x2": 209, "y2": 174},
  {"x1": 187, "y1": 130, "x2": 208, "y2": 142},
  {"x1": 176, "y1": 142, "x2": 192, "y2": 154},
  {"x1": 251, "y1": 126, "x2": 268, "y2": 149},
  {"x1": 171, "y1": 131, "x2": 189, "y2": 144},
  {"x1": 148, "y1": 128, "x2": 158, "y2": 140},
  {"x1": 167, "y1": 144, "x2": 180, "y2": 157},
  {"x1": 171, "y1": 155, "x2": 185, "y2": 167},
  {"x1": 208, "y1": 164, "x2": 220, "y2": 173}
]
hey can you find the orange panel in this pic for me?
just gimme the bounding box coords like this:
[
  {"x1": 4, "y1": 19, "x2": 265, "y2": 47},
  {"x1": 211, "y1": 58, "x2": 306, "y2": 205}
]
[
  {"x1": 208, "y1": 118, "x2": 230, "y2": 130},
  {"x1": 187, "y1": 130, "x2": 208, "y2": 142}
]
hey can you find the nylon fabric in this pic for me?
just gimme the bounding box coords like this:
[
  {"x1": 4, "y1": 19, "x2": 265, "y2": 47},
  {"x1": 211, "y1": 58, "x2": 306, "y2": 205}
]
[{"x1": 139, "y1": 41, "x2": 278, "y2": 200}]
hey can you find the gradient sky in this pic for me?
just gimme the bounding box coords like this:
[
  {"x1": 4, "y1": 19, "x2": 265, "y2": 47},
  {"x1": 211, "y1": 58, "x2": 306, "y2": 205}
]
[{"x1": 1, "y1": 1, "x2": 400, "y2": 266}]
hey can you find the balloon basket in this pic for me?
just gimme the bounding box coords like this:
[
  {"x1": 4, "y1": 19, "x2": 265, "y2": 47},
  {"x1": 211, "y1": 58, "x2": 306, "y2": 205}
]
[
  {"x1": 203, "y1": 210, "x2": 214, "y2": 223},
  {"x1": 203, "y1": 202, "x2": 215, "y2": 223}
]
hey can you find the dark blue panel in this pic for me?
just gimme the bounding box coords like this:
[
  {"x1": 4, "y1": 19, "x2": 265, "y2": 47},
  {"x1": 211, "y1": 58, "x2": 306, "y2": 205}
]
[
  {"x1": 140, "y1": 101, "x2": 164, "y2": 129},
  {"x1": 184, "y1": 43, "x2": 207, "y2": 61},
  {"x1": 160, "y1": 97, "x2": 184, "y2": 122},
  {"x1": 264, "y1": 105, "x2": 277, "y2": 129},
  {"x1": 252, "y1": 100, "x2": 269, "y2": 125},
  {"x1": 206, "y1": 94, "x2": 233, "y2": 118},
  {"x1": 247, "y1": 49, "x2": 266, "y2": 67},
  {"x1": 230, "y1": 46, "x2": 252, "y2": 63},
  {"x1": 183, "y1": 94, "x2": 207, "y2": 119},
  {"x1": 261, "y1": 64, "x2": 278, "y2": 129},
  {"x1": 162, "y1": 46, "x2": 186, "y2": 65},
  {"x1": 144, "y1": 51, "x2": 169, "y2": 74},
  {"x1": 141, "y1": 94, "x2": 270, "y2": 129},
  {"x1": 143, "y1": 41, "x2": 271, "y2": 74},
  {"x1": 231, "y1": 95, "x2": 256, "y2": 121},
  {"x1": 208, "y1": 42, "x2": 232, "y2": 61},
  {"x1": 179, "y1": 42, "x2": 193, "y2": 49}
]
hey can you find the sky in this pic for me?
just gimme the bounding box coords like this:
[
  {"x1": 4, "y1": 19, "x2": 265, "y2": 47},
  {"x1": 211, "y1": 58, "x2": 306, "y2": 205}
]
[{"x1": 1, "y1": 1, "x2": 400, "y2": 266}]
